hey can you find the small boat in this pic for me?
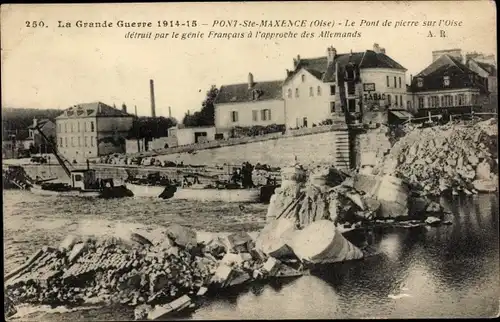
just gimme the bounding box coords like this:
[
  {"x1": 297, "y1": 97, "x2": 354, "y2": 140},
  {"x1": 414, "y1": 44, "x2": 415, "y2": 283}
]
[
  {"x1": 126, "y1": 182, "x2": 167, "y2": 198},
  {"x1": 30, "y1": 183, "x2": 101, "y2": 198},
  {"x1": 29, "y1": 170, "x2": 133, "y2": 199},
  {"x1": 172, "y1": 185, "x2": 261, "y2": 203}
]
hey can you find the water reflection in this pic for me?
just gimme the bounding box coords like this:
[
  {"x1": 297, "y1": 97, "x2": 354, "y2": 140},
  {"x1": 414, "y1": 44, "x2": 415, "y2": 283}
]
[{"x1": 191, "y1": 194, "x2": 499, "y2": 319}]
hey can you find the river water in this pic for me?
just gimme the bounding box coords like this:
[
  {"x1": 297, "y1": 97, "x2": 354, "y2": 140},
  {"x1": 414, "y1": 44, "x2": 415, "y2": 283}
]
[{"x1": 3, "y1": 191, "x2": 499, "y2": 319}]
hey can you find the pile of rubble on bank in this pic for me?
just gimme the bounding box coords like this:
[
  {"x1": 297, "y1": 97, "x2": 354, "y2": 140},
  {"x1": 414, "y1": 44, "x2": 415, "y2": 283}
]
[
  {"x1": 373, "y1": 119, "x2": 498, "y2": 196},
  {"x1": 4, "y1": 164, "x2": 450, "y2": 320}
]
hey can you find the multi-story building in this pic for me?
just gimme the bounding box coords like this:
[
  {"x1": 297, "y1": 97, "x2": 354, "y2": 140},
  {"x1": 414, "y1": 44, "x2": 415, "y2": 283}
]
[
  {"x1": 408, "y1": 50, "x2": 489, "y2": 117},
  {"x1": 465, "y1": 53, "x2": 497, "y2": 111},
  {"x1": 282, "y1": 43, "x2": 408, "y2": 128},
  {"x1": 214, "y1": 73, "x2": 285, "y2": 136},
  {"x1": 56, "y1": 102, "x2": 134, "y2": 162}
]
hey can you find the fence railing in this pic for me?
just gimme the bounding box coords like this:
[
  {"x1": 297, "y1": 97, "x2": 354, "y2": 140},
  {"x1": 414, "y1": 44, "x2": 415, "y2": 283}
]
[{"x1": 402, "y1": 111, "x2": 497, "y2": 125}]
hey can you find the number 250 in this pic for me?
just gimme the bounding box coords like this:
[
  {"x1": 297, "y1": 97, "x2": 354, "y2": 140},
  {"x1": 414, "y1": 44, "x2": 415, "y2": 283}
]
[{"x1": 26, "y1": 21, "x2": 45, "y2": 28}]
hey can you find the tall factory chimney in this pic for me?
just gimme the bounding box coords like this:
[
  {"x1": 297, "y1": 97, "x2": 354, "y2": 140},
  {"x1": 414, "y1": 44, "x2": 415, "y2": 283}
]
[
  {"x1": 168, "y1": 106, "x2": 172, "y2": 118},
  {"x1": 150, "y1": 79, "x2": 156, "y2": 117}
]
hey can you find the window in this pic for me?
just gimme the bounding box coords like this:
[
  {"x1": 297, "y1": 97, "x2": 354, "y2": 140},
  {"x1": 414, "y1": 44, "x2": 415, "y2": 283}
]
[
  {"x1": 399, "y1": 77, "x2": 402, "y2": 88},
  {"x1": 443, "y1": 76, "x2": 450, "y2": 87},
  {"x1": 57, "y1": 124, "x2": 61, "y2": 133},
  {"x1": 85, "y1": 136, "x2": 88, "y2": 147},
  {"x1": 231, "y1": 111, "x2": 238, "y2": 123},
  {"x1": 78, "y1": 137, "x2": 81, "y2": 147},
  {"x1": 347, "y1": 82, "x2": 355, "y2": 95},
  {"x1": 303, "y1": 117, "x2": 308, "y2": 127},
  {"x1": 395, "y1": 95, "x2": 398, "y2": 106},
  {"x1": 394, "y1": 76, "x2": 397, "y2": 88},
  {"x1": 348, "y1": 99, "x2": 356, "y2": 112},
  {"x1": 65, "y1": 137, "x2": 68, "y2": 147},
  {"x1": 400, "y1": 95, "x2": 403, "y2": 107},
  {"x1": 295, "y1": 88, "x2": 299, "y2": 98},
  {"x1": 442, "y1": 95, "x2": 453, "y2": 106},
  {"x1": 252, "y1": 110, "x2": 258, "y2": 122},
  {"x1": 454, "y1": 95, "x2": 458, "y2": 106},
  {"x1": 301, "y1": 75, "x2": 306, "y2": 82},
  {"x1": 428, "y1": 96, "x2": 439, "y2": 108},
  {"x1": 59, "y1": 138, "x2": 63, "y2": 146},
  {"x1": 387, "y1": 94, "x2": 392, "y2": 106},
  {"x1": 418, "y1": 97, "x2": 424, "y2": 108},
  {"x1": 261, "y1": 109, "x2": 271, "y2": 121},
  {"x1": 309, "y1": 87, "x2": 314, "y2": 97},
  {"x1": 287, "y1": 88, "x2": 292, "y2": 98},
  {"x1": 64, "y1": 123, "x2": 67, "y2": 133},
  {"x1": 330, "y1": 85, "x2": 336, "y2": 95},
  {"x1": 330, "y1": 102, "x2": 336, "y2": 113},
  {"x1": 417, "y1": 78, "x2": 423, "y2": 87},
  {"x1": 71, "y1": 123, "x2": 74, "y2": 133},
  {"x1": 386, "y1": 76, "x2": 390, "y2": 87},
  {"x1": 91, "y1": 136, "x2": 95, "y2": 147},
  {"x1": 317, "y1": 86, "x2": 322, "y2": 96},
  {"x1": 77, "y1": 122, "x2": 80, "y2": 132},
  {"x1": 74, "y1": 175, "x2": 82, "y2": 182},
  {"x1": 90, "y1": 121, "x2": 95, "y2": 132},
  {"x1": 71, "y1": 137, "x2": 74, "y2": 147},
  {"x1": 458, "y1": 94, "x2": 465, "y2": 106}
]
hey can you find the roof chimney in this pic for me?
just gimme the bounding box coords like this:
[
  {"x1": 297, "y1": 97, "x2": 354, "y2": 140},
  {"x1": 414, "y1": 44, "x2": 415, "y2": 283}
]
[
  {"x1": 248, "y1": 73, "x2": 254, "y2": 89},
  {"x1": 121, "y1": 103, "x2": 127, "y2": 113},
  {"x1": 150, "y1": 79, "x2": 156, "y2": 118},
  {"x1": 373, "y1": 43, "x2": 382, "y2": 53},
  {"x1": 168, "y1": 106, "x2": 172, "y2": 118},
  {"x1": 33, "y1": 118, "x2": 38, "y2": 127},
  {"x1": 327, "y1": 46, "x2": 337, "y2": 63}
]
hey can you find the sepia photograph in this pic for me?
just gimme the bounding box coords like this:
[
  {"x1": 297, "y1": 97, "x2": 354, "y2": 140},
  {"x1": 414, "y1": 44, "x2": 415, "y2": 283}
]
[{"x1": 1, "y1": 1, "x2": 498, "y2": 320}]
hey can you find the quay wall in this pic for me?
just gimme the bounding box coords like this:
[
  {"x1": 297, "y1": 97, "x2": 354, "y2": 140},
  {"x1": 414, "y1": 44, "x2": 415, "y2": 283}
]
[{"x1": 19, "y1": 126, "x2": 388, "y2": 181}]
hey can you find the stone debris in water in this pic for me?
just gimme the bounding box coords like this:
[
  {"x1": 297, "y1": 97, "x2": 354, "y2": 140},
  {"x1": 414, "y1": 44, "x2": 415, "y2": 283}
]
[
  {"x1": 5, "y1": 161, "x2": 457, "y2": 318},
  {"x1": 374, "y1": 119, "x2": 498, "y2": 196}
]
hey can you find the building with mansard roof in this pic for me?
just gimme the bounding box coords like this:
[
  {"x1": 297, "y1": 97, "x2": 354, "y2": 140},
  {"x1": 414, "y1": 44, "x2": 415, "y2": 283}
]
[
  {"x1": 408, "y1": 50, "x2": 489, "y2": 117},
  {"x1": 55, "y1": 102, "x2": 134, "y2": 162}
]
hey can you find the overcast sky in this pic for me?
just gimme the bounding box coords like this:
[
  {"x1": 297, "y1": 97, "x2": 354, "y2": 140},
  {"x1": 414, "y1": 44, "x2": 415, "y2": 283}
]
[{"x1": 1, "y1": 1, "x2": 496, "y2": 120}]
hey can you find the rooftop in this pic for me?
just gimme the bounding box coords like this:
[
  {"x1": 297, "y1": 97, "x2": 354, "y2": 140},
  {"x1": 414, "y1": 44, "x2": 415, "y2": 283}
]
[
  {"x1": 284, "y1": 49, "x2": 406, "y2": 84},
  {"x1": 27, "y1": 119, "x2": 52, "y2": 129},
  {"x1": 215, "y1": 80, "x2": 283, "y2": 104},
  {"x1": 410, "y1": 54, "x2": 487, "y2": 92},
  {"x1": 56, "y1": 102, "x2": 133, "y2": 119}
]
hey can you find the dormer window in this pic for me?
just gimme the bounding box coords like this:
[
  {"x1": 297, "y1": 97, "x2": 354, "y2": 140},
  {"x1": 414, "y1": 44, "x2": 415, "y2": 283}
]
[
  {"x1": 443, "y1": 76, "x2": 450, "y2": 87},
  {"x1": 345, "y1": 65, "x2": 355, "y2": 80},
  {"x1": 301, "y1": 74, "x2": 306, "y2": 82},
  {"x1": 287, "y1": 88, "x2": 292, "y2": 98},
  {"x1": 295, "y1": 88, "x2": 299, "y2": 98},
  {"x1": 417, "y1": 78, "x2": 423, "y2": 88}
]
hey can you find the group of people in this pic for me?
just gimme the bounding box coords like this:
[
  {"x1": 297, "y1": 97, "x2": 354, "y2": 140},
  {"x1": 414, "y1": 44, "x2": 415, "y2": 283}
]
[{"x1": 231, "y1": 162, "x2": 255, "y2": 188}]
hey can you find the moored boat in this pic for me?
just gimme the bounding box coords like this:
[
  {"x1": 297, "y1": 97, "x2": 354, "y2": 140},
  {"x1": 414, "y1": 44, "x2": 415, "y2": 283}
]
[
  {"x1": 30, "y1": 183, "x2": 101, "y2": 198},
  {"x1": 172, "y1": 186, "x2": 261, "y2": 203},
  {"x1": 126, "y1": 182, "x2": 167, "y2": 198}
]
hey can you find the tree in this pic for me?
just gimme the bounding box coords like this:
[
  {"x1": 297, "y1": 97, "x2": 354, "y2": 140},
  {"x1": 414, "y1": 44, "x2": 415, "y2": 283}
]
[
  {"x1": 182, "y1": 85, "x2": 219, "y2": 127},
  {"x1": 127, "y1": 116, "x2": 178, "y2": 139}
]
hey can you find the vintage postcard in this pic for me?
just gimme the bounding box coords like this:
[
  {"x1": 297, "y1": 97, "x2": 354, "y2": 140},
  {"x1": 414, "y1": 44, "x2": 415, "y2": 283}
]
[{"x1": 2, "y1": 1, "x2": 498, "y2": 320}]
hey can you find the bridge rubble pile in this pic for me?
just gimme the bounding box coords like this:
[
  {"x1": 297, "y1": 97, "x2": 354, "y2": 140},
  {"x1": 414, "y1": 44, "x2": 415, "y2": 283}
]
[
  {"x1": 5, "y1": 164, "x2": 450, "y2": 320},
  {"x1": 374, "y1": 119, "x2": 498, "y2": 196}
]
